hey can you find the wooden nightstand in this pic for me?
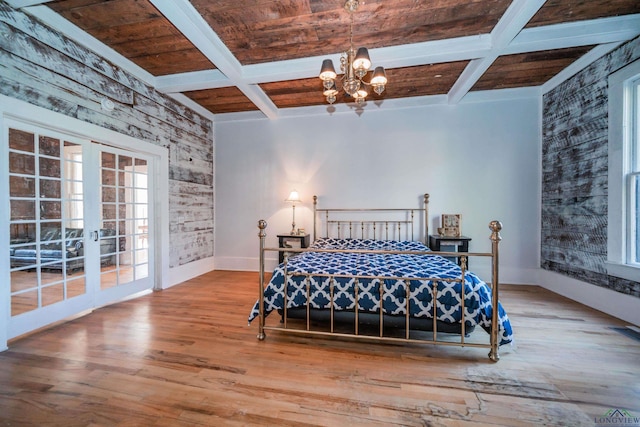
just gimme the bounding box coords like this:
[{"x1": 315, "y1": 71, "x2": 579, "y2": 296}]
[
  {"x1": 428, "y1": 234, "x2": 472, "y2": 267},
  {"x1": 277, "y1": 234, "x2": 310, "y2": 263}
]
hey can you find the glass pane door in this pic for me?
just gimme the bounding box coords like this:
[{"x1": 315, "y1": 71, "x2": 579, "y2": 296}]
[
  {"x1": 5, "y1": 119, "x2": 155, "y2": 340},
  {"x1": 8, "y1": 127, "x2": 88, "y2": 319},
  {"x1": 98, "y1": 149, "x2": 151, "y2": 295}
]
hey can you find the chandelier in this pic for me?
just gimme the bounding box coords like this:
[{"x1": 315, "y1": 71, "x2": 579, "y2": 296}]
[{"x1": 318, "y1": 0, "x2": 388, "y2": 105}]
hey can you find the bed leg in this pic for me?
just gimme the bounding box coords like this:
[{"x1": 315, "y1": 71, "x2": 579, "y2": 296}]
[
  {"x1": 258, "y1": 220, "x2": 267, "y2": 341},
  {"x1": 489, "y1": 348, "x2": 500, "y2": 362},
  {"x1": 488, "y1": 220, "x2": 502, "y2": 363}
]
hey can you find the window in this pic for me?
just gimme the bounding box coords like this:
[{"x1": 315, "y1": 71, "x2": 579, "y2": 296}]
[{"x1": 608, "y1": 59, "x2": 640, "y2": 281}]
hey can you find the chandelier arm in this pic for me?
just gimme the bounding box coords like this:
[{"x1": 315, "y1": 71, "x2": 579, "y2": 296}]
[{"x1": 334, "y1": 71, "x2": 375, "y2": 85}]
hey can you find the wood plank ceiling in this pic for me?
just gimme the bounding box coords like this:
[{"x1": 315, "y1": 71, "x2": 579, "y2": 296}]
[{"x1": 10, "y1": 0, "x2": 640, "y2": 119}]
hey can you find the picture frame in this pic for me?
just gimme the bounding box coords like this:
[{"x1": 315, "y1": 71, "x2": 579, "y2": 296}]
[{"x1": 441, "y1": 214, "x2": 461, "y2": 237}]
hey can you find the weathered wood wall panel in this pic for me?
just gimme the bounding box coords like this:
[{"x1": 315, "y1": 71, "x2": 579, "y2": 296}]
[
  {"x1": 0, "y1": 4, "x2": 212, "y2": 133},
  {"x1": 169, "y1": 180, "x2": 214, "y2": 266},
  {"x1": 0, "y1": 3, "x2": 214, "y2": 268},
  {"x1": 541, "y1": 36, "x2": 640, "y2": 298}
]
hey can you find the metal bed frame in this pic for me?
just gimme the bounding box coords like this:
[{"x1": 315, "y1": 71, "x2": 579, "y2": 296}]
[{"x1": 256, "y1": 193, "x2": 504, "y2": 362}]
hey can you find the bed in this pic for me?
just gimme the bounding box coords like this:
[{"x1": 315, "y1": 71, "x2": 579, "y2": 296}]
[{"x1": 248, "y1": 194, "x2": 513, "y2": 361}]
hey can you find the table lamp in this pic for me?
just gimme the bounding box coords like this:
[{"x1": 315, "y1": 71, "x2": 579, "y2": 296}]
[{"x1": 285, "y1": 190, "x2": 301, "y2": 235}]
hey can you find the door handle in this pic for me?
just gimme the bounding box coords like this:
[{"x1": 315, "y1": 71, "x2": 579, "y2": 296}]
[{"x1": 92, "y1": 230, "x2": 99, "y2": 242}]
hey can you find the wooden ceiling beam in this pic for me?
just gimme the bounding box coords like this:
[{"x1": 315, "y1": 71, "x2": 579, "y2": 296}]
[
  {"x1": 242, "y1": 54, "x2": 337, "y2": 85},
  {"x1": 167, "y1": 93, "x2": 222, "y2": 121},
  {"x1": 156, "y1": 70, "x2": 230, "y2": 93},
  {"x1": 238, "y1": 14, "x2": 639, "y2": 89},
  {"x1": 241, "y1": 34, "x2": 492, "y2": 85},
  {"x1": 191, "y1": 14, "x2": 640, "y2": 89},
  {"x1": 507, "y1": 14, "x2": 640, "y2": 55},
  {"x1": 541, "y1": 42, "x2": 624, "y2": 93},
  {"x1": 448, "y1": 0, "x2": 546, "y2": 104},
  {"x1": 148, "y1": 0, "x2": 279, "y2": 119}
]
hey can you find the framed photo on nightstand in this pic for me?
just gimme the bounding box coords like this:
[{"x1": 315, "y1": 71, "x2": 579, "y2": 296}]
[{"x1": 441, "y1": 214, "x2": 461, "y2": 237}]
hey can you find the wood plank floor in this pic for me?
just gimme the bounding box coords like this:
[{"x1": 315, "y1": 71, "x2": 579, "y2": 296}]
[{"x1": 1, "y1": 270, "x2": 638, "y2": 426}]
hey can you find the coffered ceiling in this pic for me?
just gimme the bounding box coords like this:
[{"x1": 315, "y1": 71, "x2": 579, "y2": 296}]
[{"x1": 7, "y1": 0, "x2": 640, "y2": 120}]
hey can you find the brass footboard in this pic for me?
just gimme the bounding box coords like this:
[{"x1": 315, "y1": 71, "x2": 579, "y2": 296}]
[{"x1": 256, "y1": 219, "x2": 504, "y2": 362}]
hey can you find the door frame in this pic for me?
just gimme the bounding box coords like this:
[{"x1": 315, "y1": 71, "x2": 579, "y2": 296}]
[{"x1": 0, "y1": 95, "x2": 170, "y2": 351}]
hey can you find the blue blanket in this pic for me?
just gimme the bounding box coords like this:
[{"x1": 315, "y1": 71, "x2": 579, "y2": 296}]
[{"x1": 249, "y1": 238, "x2": 513, "y2": 345}]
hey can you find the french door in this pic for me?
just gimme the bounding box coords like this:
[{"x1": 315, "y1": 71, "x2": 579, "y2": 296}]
[{"x1": 5, "y1": 119, "x2": 155, "y2": 338}]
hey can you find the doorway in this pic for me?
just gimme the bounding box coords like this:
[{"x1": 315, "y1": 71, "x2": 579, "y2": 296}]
[{"x1": 5, "y1": 119, "x2": 156, "y2": 339}]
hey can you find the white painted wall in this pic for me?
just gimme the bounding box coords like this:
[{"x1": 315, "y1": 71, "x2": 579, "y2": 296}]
[{"x1": 214, "y1": 96, "x2": 541, "y2": 284}]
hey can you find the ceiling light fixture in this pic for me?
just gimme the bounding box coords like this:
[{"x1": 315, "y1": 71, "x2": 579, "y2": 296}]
[{"x1": 319, "y1": 0, "x2": 387, "y2": 105}]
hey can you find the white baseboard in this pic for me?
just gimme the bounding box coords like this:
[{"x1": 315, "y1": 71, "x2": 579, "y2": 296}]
[
  {"x1": 167, "y1": 256, "x2": 216, "y2": 288},
  {"x1": 537, "y1": 269, "x2": 640, "y2": 326},
  {"x1": 470, "y1": 265, "x2": 539, "y2": 286},
  {"x1": 214, "y1": 256, "x2": 279, "y2": 272}
]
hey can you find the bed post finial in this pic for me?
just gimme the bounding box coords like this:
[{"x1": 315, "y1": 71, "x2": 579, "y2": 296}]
[
  {"x1": 257, "y1": 220, "x2": 267, "y2": 340},
  {"x1": 489, "y1": 220, "x2": 502, "y2": 242},
  {"x1": 488, "y1": 220, "x2": 502, "y2": 362}
]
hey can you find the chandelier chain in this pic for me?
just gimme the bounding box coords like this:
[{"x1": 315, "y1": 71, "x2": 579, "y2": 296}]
[{"x1": 350, "y1": 9, "x2": 354, "y2": 55}]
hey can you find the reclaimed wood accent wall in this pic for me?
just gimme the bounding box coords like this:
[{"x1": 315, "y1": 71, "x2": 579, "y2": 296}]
[
  {"x1": 541, "y1": 36, "x2": 640, "y2": 298},
  {"x1": 0, "y1": 3, "x2": 214, "y2": 268}
]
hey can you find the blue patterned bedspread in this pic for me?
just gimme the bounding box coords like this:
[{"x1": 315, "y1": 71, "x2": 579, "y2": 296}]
[{"x1": 248, "y1": 238, "x2": 513, "y2": 345}]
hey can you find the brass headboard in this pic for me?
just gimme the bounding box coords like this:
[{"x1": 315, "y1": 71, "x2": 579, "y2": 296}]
[{"x1": 313, "y1": 193, "x2": 430, "y2": 243}]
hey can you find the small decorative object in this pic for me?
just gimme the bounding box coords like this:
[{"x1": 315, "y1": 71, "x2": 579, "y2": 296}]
[
  {"x1": 437, "y1": 227, "x2": 445, "y2": 236},
  {"x1": 297, "y1": 228, "x2": 305, "y2": 236},
  {"x1": 441, "y1": 214, "x2": 461, "y2": 237},
  {"x1": 285, "y1": 190, "x2": 302, "y2": 235}
]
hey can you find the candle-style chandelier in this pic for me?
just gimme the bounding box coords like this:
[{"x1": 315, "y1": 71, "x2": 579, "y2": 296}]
[{"x1": 318, "y1": 0, "x2": 388, "y2": 105}]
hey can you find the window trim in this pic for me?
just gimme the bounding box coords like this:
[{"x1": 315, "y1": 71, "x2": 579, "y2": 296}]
[{"x1": 607, "y1": 59, "x2": 640, "y2": 281}]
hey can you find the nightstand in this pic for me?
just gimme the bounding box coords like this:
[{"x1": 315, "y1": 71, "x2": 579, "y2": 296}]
[
  {"x1": 428, "y1": 234, "x2": 472, "y2": 267},
  {"x1": 277, "y1": 234, "x2": 310, "y2": 263}
]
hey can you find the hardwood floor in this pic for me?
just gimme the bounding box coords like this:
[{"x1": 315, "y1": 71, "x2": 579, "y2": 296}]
[{"x1": 1, "y1": 270, "x2": 638, "y2": 426}]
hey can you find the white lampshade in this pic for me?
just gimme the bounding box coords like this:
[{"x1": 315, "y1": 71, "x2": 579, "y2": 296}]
[{"x1": 285, "y1": 190, "x2": 301, "y2": 203}]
